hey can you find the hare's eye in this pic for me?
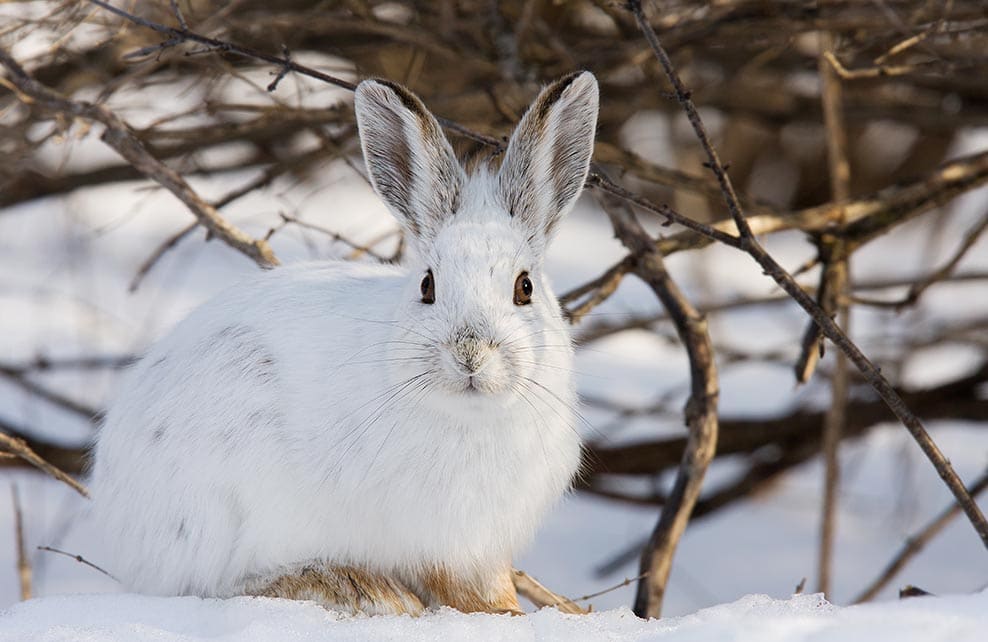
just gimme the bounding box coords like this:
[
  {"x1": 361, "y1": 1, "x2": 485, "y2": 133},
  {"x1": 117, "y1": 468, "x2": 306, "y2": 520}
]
[
  {"x1": 420, "y1": 269, "x2": 435, "y2": 304},
  {"x1": 513, "y1": 272, "x2": 533, "y2": 306}
]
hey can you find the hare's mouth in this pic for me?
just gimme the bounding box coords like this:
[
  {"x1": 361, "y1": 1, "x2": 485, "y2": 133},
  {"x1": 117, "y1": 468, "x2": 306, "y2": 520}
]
[{"x1": 456, "y1": 374, "x2": 504, "y2": 396}]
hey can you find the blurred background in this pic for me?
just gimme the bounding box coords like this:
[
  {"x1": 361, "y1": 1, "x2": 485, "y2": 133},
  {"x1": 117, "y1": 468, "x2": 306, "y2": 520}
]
[{"x1": 1, "y1": 0, "x2": 987, "y2": 616}]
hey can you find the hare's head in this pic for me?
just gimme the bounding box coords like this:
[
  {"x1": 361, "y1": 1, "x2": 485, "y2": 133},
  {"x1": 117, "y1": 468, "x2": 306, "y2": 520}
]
[{"x1": 354, "y1": 73, "x2": 598, "y2": 409}]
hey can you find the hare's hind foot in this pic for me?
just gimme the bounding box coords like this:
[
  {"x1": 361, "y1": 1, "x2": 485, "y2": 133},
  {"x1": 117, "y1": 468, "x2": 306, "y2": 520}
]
[
  {"x1": 419, "y1": 566, "x2": 522, "y2": 615},
  {"x1": 251, "y1": 565, "x2": 425, "y2": 616}
]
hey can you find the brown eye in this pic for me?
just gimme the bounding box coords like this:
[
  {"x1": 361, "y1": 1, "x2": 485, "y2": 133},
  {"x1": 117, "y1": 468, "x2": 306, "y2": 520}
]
[
  {"x1": 513, "y1": 272, "x2": 533, "y2": 306},
  {"x1": 420, "y1": 269, "x2": 435, "y2": 304}
]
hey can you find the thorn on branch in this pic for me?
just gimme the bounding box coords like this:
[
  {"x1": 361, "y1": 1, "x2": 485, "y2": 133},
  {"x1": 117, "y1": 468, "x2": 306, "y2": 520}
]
[
  {"x1": 169, "y1": 0, "x2": 189, "y2": 31},
  {"x1": 267, "y1": 46, "x2": 293, "y2": 92}
]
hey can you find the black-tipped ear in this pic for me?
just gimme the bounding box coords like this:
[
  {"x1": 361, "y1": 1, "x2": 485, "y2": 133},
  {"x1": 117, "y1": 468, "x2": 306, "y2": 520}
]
[
  {"x1": 355, "y1": 80, "x2": 464, "y2": 243},
  {"x1": 498, "y1": 72, "x2": 599, "y2": 248}
]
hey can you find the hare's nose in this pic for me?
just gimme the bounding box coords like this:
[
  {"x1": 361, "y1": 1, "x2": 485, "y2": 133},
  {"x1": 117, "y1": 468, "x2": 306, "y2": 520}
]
[{"x1": 455, "y1": 338, "x2": 488, "y2": 374}]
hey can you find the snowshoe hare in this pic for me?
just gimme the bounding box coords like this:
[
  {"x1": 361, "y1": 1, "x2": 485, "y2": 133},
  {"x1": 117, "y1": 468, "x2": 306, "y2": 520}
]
[{"x1": 90, "y1": 71, "x2": 599, "y2": 615}]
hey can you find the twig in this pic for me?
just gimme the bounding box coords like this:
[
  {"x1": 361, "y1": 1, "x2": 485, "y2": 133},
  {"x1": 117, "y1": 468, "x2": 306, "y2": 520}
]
[
  {"x1": 13, "y1": 354, "x2": 135, "y2": 372},
  {"x1": 853, "y1": 467, "x2": 988, "y2": 604},
  {"x1": 824, "y1": 50, "x2": 935, "y2": 80},
  {"x1": 11, "y1": 485, "x2": 31, "y2": 600},
  {"x1": 559, "y1": 257, "x2": 635, "y2": 323},
  {"x1": 511, "y1": 569, "x2": 588, "y2": 614},
  {"x1": 626, "y1": 0, "x2": 988, "y2": 556},
  {"x1": 573, "y1": 572, "x2": 648, "y2": 605},
  {"x1": 586, "y1": 174, "x2": 742, "y2": 248},
  {"x1": 0, "y1": 365, "x2": 100, "y2": 421},
  {"x1": 275, "y1": 214, "x2": 390, "y2": 262},
  {"x1": 852, "y1": 210, "x2": 988, "y2": 309},
  {"x1": 37, "y1": 546, "x2": 116, "y2": 581},
  {"x1": 267, "y1": 45, "x2": 292, "y2": 92},
  {"x1": 128, "y1": 221, "x2": 198, "y2": 292},
  {"x1": 168, "y1": 0, "x2": 188, "y2": 31},
  {"x1": 0, "y1": 432, "x2": 89, "y2": 498}
]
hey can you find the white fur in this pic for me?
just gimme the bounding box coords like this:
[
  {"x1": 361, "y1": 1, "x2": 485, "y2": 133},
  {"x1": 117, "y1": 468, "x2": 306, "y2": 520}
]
[{"x1": 89, "y1": 72, "x2": 599, "y2": 598}]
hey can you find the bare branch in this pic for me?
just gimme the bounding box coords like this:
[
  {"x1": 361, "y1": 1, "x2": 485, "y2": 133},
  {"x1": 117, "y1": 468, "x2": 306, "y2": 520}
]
[
  {"x1": 815, "y1": 30, "x2": 853, "y2": 599},
  {"x1": 626, "y1": 0, "x2": 988, "y2": 555},
  {"x1": 853, "y1": 467, "x2": 988, "y2": 604},
  {"x1": 589, "y1": 175, "x2": 719, "y2": 619},
  {"x1": 0, "y1": 432, "x2": 89, "y2": 498},
  {"x1": 0, "y1": 47, "x2": 280, "y2": 269}
]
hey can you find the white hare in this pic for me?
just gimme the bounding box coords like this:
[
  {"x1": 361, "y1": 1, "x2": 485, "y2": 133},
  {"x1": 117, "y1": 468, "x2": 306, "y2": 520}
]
[{"x1": 90, "y1": 71, "x2": 599, "y2": 615}]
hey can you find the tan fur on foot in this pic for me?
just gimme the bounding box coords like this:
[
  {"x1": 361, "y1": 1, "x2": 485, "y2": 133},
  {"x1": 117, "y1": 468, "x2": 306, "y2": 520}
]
[
  {"x1": 251, "y1": 565, "x2": 425, "y2": 616},
  {"x1": 419, "y1": 566, "x2": 522, "y2": 615}
]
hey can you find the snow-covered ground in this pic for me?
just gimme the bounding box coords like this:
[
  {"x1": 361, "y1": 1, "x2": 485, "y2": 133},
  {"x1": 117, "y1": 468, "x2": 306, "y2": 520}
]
[
  {"x1": 5, "y1": 591, "x2": 988, "y2": 641},
  {"x1": 2, "y1": 40, "x2": 988, "y2": 638}
]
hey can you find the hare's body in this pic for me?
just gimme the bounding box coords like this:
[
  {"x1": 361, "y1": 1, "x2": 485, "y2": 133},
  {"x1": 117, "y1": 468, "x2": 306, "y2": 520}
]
[
  {"x1": 92, "y1": 260, "x2": 578, "y2": 600},
  {"x1": 91, "y1": 72, "x2": 599, "y2": 614}
]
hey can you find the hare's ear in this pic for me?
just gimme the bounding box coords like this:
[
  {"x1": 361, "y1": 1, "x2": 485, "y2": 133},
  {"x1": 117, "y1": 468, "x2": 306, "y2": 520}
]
[
  {"x1": 355, "y1": 79, "x2": 464, "y2": 243},
  {"x1": 498, "y1": 72, "x2": 598, "y2": 248}
]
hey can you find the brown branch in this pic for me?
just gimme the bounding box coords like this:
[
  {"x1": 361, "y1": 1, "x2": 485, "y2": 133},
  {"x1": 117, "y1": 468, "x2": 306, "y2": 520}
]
[
  {"x1": 11, "y1": 485, "x2": 31, "y2": 601},
  {"x1": 590, "y1": 177, "x2": 719, "y2": 619},
  {"x1": 814, "y1": 30, "x2": 853, "y2": 599},
  {"x1": 511, "y1": 569, "x2": 588, "y2": 614},
  {"x1": 852, "y1": 467, "x2": 988, "y2": 604},
  {"x1": 559, "y1": 256, "x2": 635, "y2": 323},
  {"x1": 626, "y1": 0, "x2": 988, "y2": 555},
  {"x1": 0, "y1": 432, "x2": 89, "y2": 498},
  {"x1": 823, "y1": 50, "x2": 935, "y2": 80},
  {"x1": 0, "y1": 47, "x2": 279, "y2": 269}
]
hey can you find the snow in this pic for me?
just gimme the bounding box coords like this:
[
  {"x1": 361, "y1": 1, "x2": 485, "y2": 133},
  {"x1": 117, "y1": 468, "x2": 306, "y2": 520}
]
[{"x1": 3, "y1": 591, "x2": 987, "y2": 641}]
